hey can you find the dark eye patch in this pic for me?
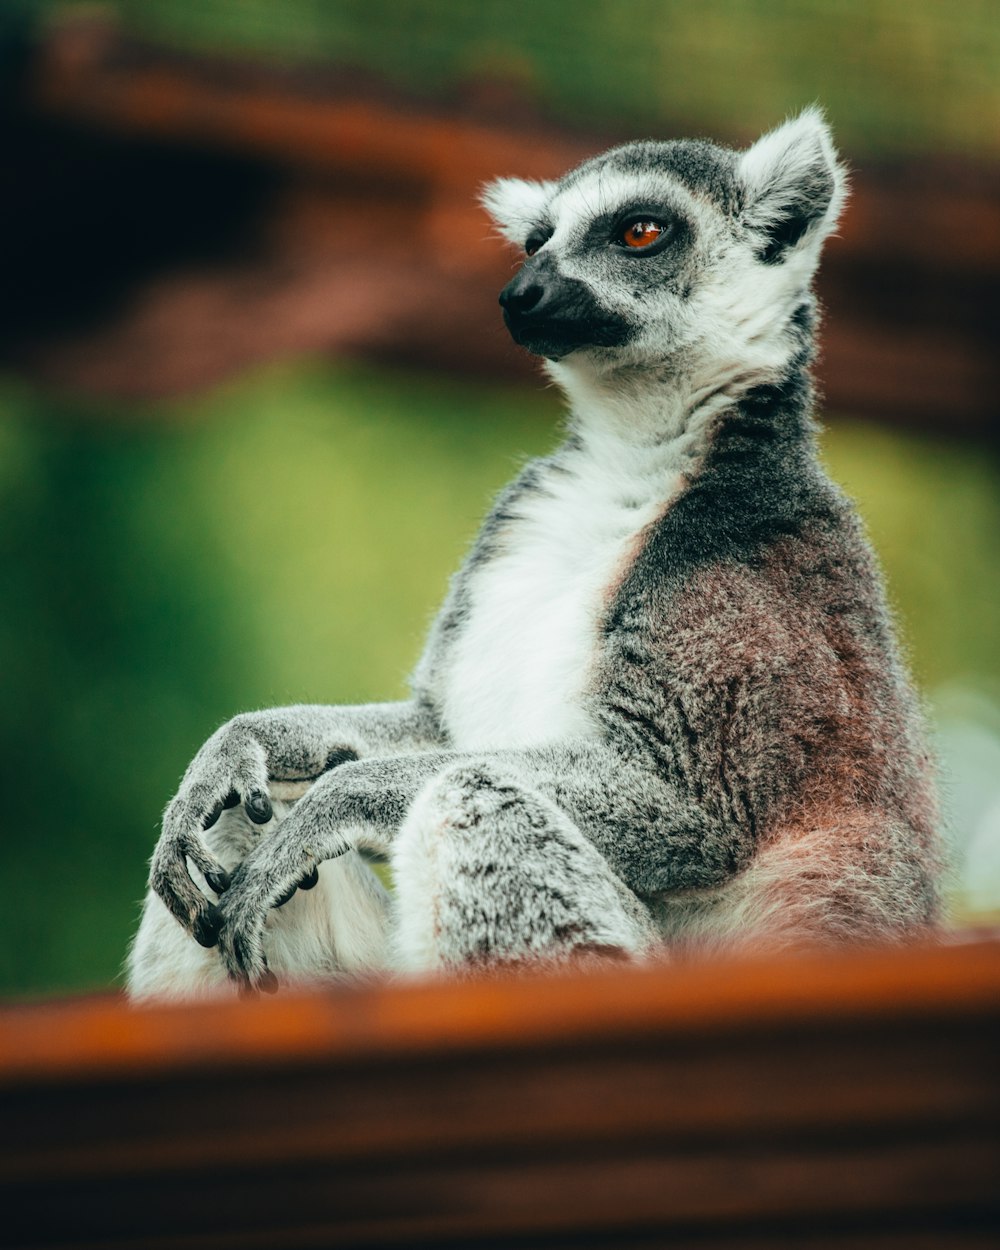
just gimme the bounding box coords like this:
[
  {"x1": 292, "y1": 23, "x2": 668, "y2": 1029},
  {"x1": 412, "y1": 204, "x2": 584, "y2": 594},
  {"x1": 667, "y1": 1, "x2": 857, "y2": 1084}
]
[
  {"x1": 524, "y1": 227, "x2": 553, "y2": 257},
  {"x1": 578, "y1": 204, "x2": 693, "y2": 260}
]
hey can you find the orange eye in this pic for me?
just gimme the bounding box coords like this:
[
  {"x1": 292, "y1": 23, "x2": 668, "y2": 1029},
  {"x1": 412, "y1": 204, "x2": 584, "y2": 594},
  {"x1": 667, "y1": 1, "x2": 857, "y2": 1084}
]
[
  {"x1": 621, "y1": 220, "x2": 664, "y2": 249},
  {"x1": 524, "y1": 231, "x2": 549, "y2": 257}
]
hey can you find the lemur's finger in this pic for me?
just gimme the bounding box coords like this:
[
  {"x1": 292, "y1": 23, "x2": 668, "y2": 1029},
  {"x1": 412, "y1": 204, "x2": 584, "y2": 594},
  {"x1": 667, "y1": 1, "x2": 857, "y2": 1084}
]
[
  {"x1": 273, "y1": 880, "x2": 297, "y2": 907},
  {"x1": 202, "y1": 799, "x2": 224, "y2": 831},
  {"x1": 244, "y1": 790, "x2": 273, "y2": 825},
  {"x1": 202, "y1": 789, "x2": 242, "y2": 831},
  {"x1": 157, "y1": 795, "x2": 233, "y2": 935},
  {"x1": 204, "y1": 867, "x2": 232, "y2": 895},
  {"x1": 192, "y1": 902, "x2": 223, "y2": 948},
  {"x1": 184, "y1": 830, "x2": 231, "y2": 890},
  {"x1": 151, "y1": 849, "x2": 221, "y2": 943},
  {"x1": 236, "y1": 967, "x2": 277, "y2": 997},
  {"x1": 211, "y1": 745, "x2": 270, "y2": 827},
  {"x1": 219, "y1": 920, "x2": 269, "y2": 989},
  {"x1": 272, "y1": 863, "x2": 319, "y2": 907}
]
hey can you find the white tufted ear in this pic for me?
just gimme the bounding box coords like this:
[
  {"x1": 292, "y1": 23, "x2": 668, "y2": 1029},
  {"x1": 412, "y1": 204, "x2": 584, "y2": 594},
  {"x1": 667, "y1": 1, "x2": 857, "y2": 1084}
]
[
  {"x1": 738, "y1": 108, "x2": 848, "y2": 264},
  {"x1": 480, "y1": 177, "x2": 557, "y2": 247}
]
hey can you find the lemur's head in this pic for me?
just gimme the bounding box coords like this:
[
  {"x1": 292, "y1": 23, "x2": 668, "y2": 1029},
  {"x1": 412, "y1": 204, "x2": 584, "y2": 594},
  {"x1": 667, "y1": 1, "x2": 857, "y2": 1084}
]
[{"x1": 483, "y1": 109, "x2": 846, "y2": 389}]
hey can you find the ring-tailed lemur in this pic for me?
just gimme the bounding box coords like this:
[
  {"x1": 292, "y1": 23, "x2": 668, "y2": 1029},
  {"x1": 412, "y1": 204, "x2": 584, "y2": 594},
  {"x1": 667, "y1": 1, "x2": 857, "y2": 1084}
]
[{"x1": 128, "y1": 109, "x2": 942, "y2": 999}]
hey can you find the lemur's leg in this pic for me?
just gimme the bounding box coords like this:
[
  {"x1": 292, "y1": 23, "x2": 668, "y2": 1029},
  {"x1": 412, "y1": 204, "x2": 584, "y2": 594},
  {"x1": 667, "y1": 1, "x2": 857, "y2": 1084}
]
[
  {"x1": 212, "y1": 744, "x2": 743, "y2": 988},
  {"x1": 391, "y1": 761, "x2": 659, "y2": 973},
  {"x1": 127, "y1": 801, "x2": 391, "y2": 1000}
]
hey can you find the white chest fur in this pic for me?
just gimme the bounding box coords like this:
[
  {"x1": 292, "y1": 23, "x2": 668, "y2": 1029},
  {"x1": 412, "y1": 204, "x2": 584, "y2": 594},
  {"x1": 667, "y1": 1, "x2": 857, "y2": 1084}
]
[{"x1": 441, "y1": 437, "x2": 685, "y2": 750}]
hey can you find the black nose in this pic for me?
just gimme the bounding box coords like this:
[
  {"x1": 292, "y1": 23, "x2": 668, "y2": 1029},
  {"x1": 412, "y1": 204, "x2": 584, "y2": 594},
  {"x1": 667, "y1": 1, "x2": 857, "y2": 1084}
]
[{"x1": 499, "y1": 269, "x2": 549, "y2": 317}]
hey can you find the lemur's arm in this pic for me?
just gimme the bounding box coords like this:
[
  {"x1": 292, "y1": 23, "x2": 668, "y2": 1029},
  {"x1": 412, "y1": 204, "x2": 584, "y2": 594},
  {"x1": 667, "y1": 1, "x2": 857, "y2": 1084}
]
[
  {"x1": 212, "y1": 740, "x2": 749, "y2": 988},
  {"x1": 146, "y1": 463, "x2": 535, "y2": 952},
  {"x1": 151, "y1": 700, "x2": 443, "y2": 946}
]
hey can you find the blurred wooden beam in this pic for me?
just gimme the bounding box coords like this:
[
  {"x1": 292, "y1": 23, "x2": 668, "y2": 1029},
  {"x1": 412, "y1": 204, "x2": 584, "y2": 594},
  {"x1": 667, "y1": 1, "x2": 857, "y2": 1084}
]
[
  {"x1": 4, "y1": 15, "x2": 997, "y2": 438},
  {"x1": 1, "y1": 937, "x2": 999, "y2": 1248}
]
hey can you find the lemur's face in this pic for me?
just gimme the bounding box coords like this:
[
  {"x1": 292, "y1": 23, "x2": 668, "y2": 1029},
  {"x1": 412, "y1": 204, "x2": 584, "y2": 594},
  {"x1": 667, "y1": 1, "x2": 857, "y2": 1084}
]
[
  {"x1": 484, "y1": 110, "x2": 845, "y2": 381},
  {"x1": 493, "y1": 142, "x2": 732, "y2": 364}
]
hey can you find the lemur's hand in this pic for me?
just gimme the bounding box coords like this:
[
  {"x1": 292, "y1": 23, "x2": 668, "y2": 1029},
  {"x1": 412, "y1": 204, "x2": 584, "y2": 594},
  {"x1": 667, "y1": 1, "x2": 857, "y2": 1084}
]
[
  {"x1": 150, "y1": 711, "x2": 356, "y2": 950},
  {"x1": 215, "y1": 773, "x2": 354, "y2": 990}
]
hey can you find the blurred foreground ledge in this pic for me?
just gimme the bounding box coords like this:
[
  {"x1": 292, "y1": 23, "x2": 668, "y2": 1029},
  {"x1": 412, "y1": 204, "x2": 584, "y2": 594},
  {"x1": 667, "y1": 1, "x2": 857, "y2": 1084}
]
[
  {"x1": 1, "y1": 936, "x2": 999, "y2": 1248},
  {"x1": 3, "y1": 15, "x2": 998, "y2": 437}
]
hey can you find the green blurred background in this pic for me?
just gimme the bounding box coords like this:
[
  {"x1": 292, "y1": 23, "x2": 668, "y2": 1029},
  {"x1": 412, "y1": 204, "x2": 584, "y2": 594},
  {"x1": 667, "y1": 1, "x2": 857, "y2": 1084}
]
[{"x1": 1, "y1": 0, "x2": 998, "y2": 998}]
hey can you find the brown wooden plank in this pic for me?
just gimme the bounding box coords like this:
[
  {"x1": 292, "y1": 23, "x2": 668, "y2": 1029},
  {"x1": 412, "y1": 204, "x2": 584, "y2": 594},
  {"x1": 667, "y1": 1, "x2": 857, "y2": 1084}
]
[
  {"x1": 1, "y1": 1026, "x2": 997, "y2": 1181},
  {"x1": 1, "y1": 941, "x2": 998, "y2": 1248},
  {"x1": 4, "y1": 1126, "x2": 998, "y2": 1247},
  {"x1": 2, "y1": 939, "x2": 999, "y2": 1085}
]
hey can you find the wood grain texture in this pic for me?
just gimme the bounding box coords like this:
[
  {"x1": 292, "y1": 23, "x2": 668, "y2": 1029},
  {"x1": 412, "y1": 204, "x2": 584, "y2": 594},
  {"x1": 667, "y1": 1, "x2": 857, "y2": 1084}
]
[{"x1": 1, "y1": 939, "x2": 998, "y2": 1248}]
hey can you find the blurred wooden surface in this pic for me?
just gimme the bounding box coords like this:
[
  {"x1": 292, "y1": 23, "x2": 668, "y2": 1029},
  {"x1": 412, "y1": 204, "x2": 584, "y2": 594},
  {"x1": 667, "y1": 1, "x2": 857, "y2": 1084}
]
[
  {"x1": 1, "y1": 937, "x2": 998, "y2": 1248},
  {"x1": 2, "y1": 16, "x2": 996, "y2": 436}
]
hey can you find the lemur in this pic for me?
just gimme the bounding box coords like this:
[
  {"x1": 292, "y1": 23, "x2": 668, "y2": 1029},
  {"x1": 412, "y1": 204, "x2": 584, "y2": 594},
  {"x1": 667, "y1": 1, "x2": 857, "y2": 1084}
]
[{"x1": 128, "y1": 109, "x2": 942, "y2": 999}]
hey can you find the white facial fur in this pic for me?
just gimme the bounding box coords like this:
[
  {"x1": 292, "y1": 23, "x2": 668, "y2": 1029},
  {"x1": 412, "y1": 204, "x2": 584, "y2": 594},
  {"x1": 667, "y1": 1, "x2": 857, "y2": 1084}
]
[{"x1": 481, "y1": 176, "x2": 558, "y2": 247}]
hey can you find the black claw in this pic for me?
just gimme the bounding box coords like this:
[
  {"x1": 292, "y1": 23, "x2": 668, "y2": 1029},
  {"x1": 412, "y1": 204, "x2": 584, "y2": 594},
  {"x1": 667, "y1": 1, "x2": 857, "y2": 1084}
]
[
  {"x1": 273, "y1": 863, "x2": 319, "y2": 908},
  {"x1": 193, "y1": 903, "x2": 222, "y2": 948},
  {"x1": 259, "y1": 968, "x2": 279, "y2": 994},
  {"x1": 244, "y1": 791, "x2": 273, "y2": 825},
  {"x1": 273, "y1": 881, "x2": 297, "y2": 908},
  {"x1": 202, "y1": 801, "x2": 224, "y2": 831},
  {"x1": 205, "y1": 868, "x2": 231, "y2": 895},
  {"x1": 205, "y1": 789, "x2": 240, "y2": 831}
]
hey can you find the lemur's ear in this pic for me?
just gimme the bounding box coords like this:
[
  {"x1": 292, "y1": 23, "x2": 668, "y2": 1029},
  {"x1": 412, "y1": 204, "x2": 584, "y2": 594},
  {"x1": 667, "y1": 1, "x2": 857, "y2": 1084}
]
[
  {"x1": 737, "y1": 108, "x2": 847, "y2": 265},
  {"x1": 481, "y1": 177, "x2": 556, "y2": 247}
]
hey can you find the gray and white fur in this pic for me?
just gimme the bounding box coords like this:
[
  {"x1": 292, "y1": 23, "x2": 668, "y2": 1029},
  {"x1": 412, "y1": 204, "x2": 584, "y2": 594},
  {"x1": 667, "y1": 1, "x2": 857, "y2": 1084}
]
[{"x1": 127, "y1": 110, "x2": 942, "y2": 999}]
